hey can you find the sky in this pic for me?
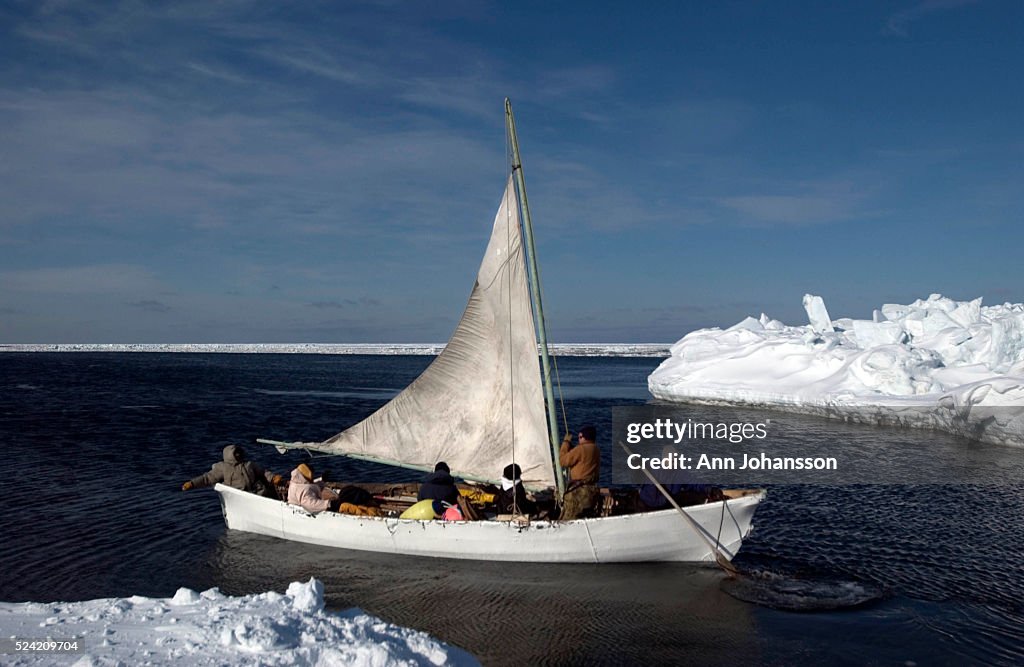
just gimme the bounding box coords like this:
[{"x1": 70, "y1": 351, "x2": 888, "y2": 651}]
[{"x1": 1, "y1": 0, "x2": 1021, "y2": 343}]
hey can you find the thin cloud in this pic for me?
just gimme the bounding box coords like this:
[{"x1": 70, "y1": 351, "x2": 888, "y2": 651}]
[
  {"x1": 396, "y1": 75, "x2": 501, "y2": 120},
  {"x1": 535, "y1": 65, "x2": 617, "y2": 100},
  {"x1": 0, "y1": 86, "x2": 502, "y2": 244},
  {"x1": 186, "y1": 62, "x2": 250, "y2": 85},
  {"x1": 883, "y1": 0, "x2": 979, "y2": 37},
  {"x1": 713, "y1": 176, "x2": 872, "y2": 226},
  {"x1": 528, "y1": 156, "x2": 681, "y2": 233},
  {"x1": 253, "y1": 46, "x2": 364, "y2": 84}
]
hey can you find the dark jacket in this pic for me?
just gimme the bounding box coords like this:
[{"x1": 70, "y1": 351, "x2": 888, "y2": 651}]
[
  {"x1": 495, "y1": 482, "x2": 535, "y2": 516},
  {"x1": 638, "y1": 484, "x2": 718, "y2": 510},
  {"x1": 190, "y1": 445, "x2": 277, "y2": 497},
  {"x1": 638, "y1": 483, "x2": 682, "y2": 510},
  {"x1": 418, "y1": 470, "x2": 460, "y2": 504}
]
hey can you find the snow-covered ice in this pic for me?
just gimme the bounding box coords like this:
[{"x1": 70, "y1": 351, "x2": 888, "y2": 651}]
[
  {"x1": 649, "y1": 294, "x2": 1024, "y2": 446},
  {"x1": 0, "y1": 578, "x2": 478, "y2": 666}
]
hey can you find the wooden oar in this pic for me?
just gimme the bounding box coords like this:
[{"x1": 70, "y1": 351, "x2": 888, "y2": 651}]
[{"x1": 619, "y1": 442, "x2": 740, "y2": 577}]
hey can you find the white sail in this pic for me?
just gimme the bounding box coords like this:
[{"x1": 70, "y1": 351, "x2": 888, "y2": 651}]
[{"x1": 305, "y1": 178, "x2": 555, "y2": 489}]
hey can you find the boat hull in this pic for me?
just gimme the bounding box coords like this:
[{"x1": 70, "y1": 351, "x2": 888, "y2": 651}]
[{"x1": 215, "y1": 484, "x2": 764, "y2": 563}]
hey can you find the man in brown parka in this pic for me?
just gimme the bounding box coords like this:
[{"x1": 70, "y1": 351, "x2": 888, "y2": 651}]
[
  {"x1": 182, "y1": 444, "x2": 281, "y2": 498},
  {"x1": 559, "y1": 424, "x2": 601, "y2": 520}
]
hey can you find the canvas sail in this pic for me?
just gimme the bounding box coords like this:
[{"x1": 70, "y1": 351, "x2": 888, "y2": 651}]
[{"x1": 301, "y1": 178, "x2": 555, "y2": 489}]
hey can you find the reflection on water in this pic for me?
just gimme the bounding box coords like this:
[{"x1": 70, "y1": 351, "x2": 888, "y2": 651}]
[{"x1": 200, "y1": 531, "x2": 760, "y2": 666}]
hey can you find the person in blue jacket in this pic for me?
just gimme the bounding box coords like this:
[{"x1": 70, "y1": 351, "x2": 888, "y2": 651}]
[{"x1": 417, "y1": 461, "x2": 460, "y2": 505}]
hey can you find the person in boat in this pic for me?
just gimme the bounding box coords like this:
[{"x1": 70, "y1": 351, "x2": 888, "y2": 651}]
[
  {"x1": 637, "y1": 446, "x2": 686, "y2": 511},
  {"x1": 287, "y1": 463, "x2": 338, "y2": 514},
  {"x1": 637, "y1": 483, "x2": 684, "y2": 511},
  {"x1": 495, "y1": 463, "x2": 535, "y2": 516},
  {"x1": 559, "y1": 424, "x2": 601, "y2": 520},
  {"x1": 638, "y1": 483, "x2": 727, "y2": 510},
  {"x1": 417, "y1": 461, "x2": 461, "y2": 505},
  {"x1": 181, "y1": 444, "x2": 281, "y2": 498}
]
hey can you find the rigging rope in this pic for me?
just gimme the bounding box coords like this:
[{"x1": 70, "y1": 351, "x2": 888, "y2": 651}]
[
  {"x1": 715, "y1": 494, "x2": 727, "y2": 557},
  {"x1": 525, "y1": 205, "x2": 570, "y2": 510},
  {"x1": 531, "y1": 250, "x2": 570, "y2": 440},
  {"x1": 551, "y1": 352, "x2": 569, "y2": 437}
]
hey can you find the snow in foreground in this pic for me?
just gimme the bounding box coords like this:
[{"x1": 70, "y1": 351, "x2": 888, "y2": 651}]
[
  {"x1": 0, "y1": 578, "x2": 478, "y2": 666},
  {"x1": 649, "y1": 294, "x2": 1024, "y2": 446}
]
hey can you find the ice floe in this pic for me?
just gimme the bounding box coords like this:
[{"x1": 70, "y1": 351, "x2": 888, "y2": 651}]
[
  {"x1": 649, "y1": 294, "x2": 1024, "y2": 446},
  {"x1": 0, "y1": 578, "x2": 478, "y2": 666}
]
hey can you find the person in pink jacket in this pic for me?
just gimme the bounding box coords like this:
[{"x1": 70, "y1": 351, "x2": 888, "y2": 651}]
[{"x1": 287, "y1": 463, "x2": 337, "y2": 514}]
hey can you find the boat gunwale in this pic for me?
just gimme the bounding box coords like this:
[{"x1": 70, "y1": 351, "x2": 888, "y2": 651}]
[{"x1": 214, "y1": 483, "x2": 765, "y2": 528}]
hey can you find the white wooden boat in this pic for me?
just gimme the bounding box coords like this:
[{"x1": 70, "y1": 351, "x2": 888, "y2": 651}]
[
  {"x1": 215, "y1": 99, "x2": 765, "y2": 563},
  {"x1": 217, "y1": 484, "x2": 763, "y2": 563}
]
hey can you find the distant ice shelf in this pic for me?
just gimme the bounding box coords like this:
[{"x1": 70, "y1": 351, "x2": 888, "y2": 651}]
[
  {"x1": 649, "y1": 294, "x2": 1024, "y2": 447},
  {"x1": 0, "y1": 343, "x2": 670, "y2": 357}
]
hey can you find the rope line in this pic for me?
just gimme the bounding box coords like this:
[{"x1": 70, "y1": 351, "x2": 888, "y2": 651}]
[
  {"x1": 551, "y1": 353, "x2": 569, "y2": 437},
  {"x1": 531, "y1": 248, "x2": 569, "y2": 440},
  {"x1": 715, "y1": 496, "x2": 728, "y2": 557}
]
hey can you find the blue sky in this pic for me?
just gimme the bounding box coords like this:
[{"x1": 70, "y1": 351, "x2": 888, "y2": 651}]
[{"x1": 1, "y1": 0, "x2": 1021, "y2": 343}]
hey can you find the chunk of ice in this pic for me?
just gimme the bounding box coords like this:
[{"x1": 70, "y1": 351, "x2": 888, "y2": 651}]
[{"x1": 802, "y1": 294, "x2": 833, "y2": 333}]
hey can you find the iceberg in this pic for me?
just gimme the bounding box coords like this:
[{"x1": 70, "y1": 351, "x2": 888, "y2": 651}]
[
  {"x1": 649, "y1": 294, "x2": 1024, "y2": 446},
  {"x1": 0, "y1": 578, "x2": 478, "y2": 666}
]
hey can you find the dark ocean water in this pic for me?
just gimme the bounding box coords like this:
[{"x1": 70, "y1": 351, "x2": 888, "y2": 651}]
[{"x1": 1, "y1": 353, "x2": 1022, "y2": 666}]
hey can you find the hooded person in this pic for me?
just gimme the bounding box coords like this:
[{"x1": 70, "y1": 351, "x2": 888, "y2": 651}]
[
  {"x1": 182, "y1": 445, "x2": 281, "y2": 498},
  {"x1": 417, "y1": 461, "x2": 461, "y2": 505},
  {"x1": 287, "y1": 463, "x2": 337, "y2": 514},
  {"x1": 495, "y1": 463, "x2": 536, "y2": 516}
]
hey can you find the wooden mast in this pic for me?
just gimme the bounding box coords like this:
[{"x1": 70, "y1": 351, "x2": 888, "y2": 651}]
[{"x1": 505, "y1": 98, "x2": 566, "y2": 499}]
